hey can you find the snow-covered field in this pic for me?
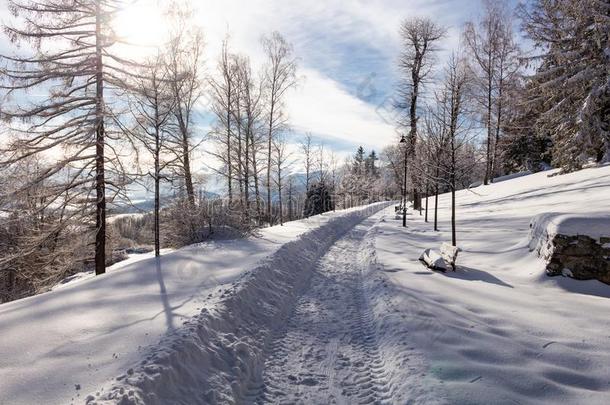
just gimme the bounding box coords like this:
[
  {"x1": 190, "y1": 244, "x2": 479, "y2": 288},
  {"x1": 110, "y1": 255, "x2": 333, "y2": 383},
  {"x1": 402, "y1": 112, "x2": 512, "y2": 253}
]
[{"x1": 2, "y1": 165, "x2": 610, "y2": 405}]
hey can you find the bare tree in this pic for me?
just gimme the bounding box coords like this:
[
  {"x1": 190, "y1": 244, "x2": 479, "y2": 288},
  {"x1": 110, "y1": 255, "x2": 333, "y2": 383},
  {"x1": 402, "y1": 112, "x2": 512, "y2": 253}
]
[
  {"x1": 209, "y1": 38, "x2": 238, "y2": 205},
  {"x1": 166, "y1": 12, "x2": 205, "y2": 206},
  {"x1": 398, "y1": 17, "x2": 445, "y2": 210},
  {"x1": 0, "y1": 0, "x2": 139, "y2": 275},
  {"x1": 423, "y1": 108, "x2": 449, "y2": 232},
  {"x1": 299, "y1": 132, "x2": 314, "y2": 192},
  {"x1": 126, "y1": 55, "x2": 176, "y2": 257},
  {"x1": 463, "y1": 1, "x2": 519, "y2": 183},
  {"x1": 317, "y1": 143, "x2": 328, "y2": 184},
  {"x1": 272, "y1": 134, "x2": 292, "y2": 226},
  {"x1": 490, "y1": 14, "x2": 520, "y2": 178},
  {"x1": 329, "y1": 151, "x2": 340, "y2": 212},
  {"x1": 427, "y1": 54, "x2": 475, "y2": 246},
  {"x1": 261, "y1": 32, "x2": 297, "y2": 225},
  {"x1": 210, "y1": 38, "x2": 241, "y2": 205},
  {"x1": 236, "y1": 55, "x2": 263, "y2": 223},
  {"x1": 0, "y1": 155, "x2": 87, "y2": 301}
]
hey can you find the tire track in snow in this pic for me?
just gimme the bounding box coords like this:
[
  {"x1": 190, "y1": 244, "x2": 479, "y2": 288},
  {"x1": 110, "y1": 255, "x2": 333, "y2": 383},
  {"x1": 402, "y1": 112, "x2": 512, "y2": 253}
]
[{"x1": 246, "y1": 219, "x2": 394, "y2": 404}]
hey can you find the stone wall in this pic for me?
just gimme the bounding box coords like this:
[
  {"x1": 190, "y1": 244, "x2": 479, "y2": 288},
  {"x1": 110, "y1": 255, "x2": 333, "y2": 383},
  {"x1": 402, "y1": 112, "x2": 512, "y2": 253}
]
[{"x1": 545, "y1": 234, "x2": 610, "y2": 284}]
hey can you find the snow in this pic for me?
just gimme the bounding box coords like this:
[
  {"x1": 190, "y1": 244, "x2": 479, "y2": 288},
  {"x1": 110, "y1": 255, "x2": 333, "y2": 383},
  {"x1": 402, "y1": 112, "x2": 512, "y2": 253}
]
[
  {"x1": 419, "y1": 248, "x2": 449, "y2": 271},
  {"x1": 368, "y1": 165, "x2": 610, "y2": 403},
  {"x1": 529, "y1": 212, "x2": 610, "y2": 259},
  {"x1": 2, "y1": 164, "x2": 610, "y2": 405},
  {"x1": 52, "y1": 249, "x2": 174, "y2": 291},
  {"x1": 86, "y1": 203, "x2": 391, "y2": 404},
  {"x1": 490, "y1": 170, "x2": 533, "y2": 183},
  {"x1": 0, "y1": 203, "x2": 388, "y2": 405},
  {"x1": 534, "y1": 213, "x2": 610, "y2": 241},
  {"x1": 107, "y1": 213, "x2": 147, "y2": 224}
]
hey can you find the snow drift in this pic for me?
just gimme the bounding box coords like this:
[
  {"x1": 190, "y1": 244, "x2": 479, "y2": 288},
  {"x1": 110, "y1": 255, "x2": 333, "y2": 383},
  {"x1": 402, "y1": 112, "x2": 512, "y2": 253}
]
[{"x1": 87, "y1": 203, "x2": 390, "y2": 404}]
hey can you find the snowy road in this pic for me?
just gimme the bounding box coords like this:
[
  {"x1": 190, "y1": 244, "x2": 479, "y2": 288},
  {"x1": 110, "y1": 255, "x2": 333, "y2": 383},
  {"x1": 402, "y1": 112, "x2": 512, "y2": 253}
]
[{"x1": 247, "y1": 218, "x2": 394, "y2": 404}]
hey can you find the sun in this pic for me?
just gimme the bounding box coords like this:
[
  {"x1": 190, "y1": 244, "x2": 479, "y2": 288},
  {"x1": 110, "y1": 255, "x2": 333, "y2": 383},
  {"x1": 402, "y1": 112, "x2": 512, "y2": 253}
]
[{"x1": 113, "y1": 1, "x2": 168, "y2": 52}]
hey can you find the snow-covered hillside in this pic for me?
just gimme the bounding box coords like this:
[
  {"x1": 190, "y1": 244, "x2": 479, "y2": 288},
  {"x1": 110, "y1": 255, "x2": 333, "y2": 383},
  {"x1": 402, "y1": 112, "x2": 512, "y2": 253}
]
[
  {"x1": 1, "y1": 165, "x2": 610, "y2": 405},
  {"x1": 370, "y1": 165, "x2": 610, "y2": 403}
]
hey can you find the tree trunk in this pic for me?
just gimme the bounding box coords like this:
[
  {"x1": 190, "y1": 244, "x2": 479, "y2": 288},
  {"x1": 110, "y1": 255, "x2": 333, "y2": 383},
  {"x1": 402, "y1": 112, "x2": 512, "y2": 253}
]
[
  {"x1": 154, "y1": 98, "x2": 161, "y2": 258},
  {"x1": 236, "y1": 104, "x2": 244, "y2": 208},
  {"x1": 402, "y1": 145, "x2": 408, "y2": 228},
  {"x1": 244, "y1": 126, "x2": 251, "y2": 223},
  {"x1": 266, "y1": 95, "x2": 276, "y2": 225},
  {"x1": 424, "y1": 183, "x2": 429, "y2": 223},
  {"x1": 287, "y1": 181, "x2": 293, "y2": 221},
  {"x1": 94, "y1": 4, "x2": 106, "y2": 275},
  {"x1": 434, "y1": 188, "x2": 439, "y2": 231},
  {"x1": 451, "y1": 187, "x2": 456, "y2": 246},
  {"x1": 251, "y1": 138, "x2": 262, "y2": 223},
  {"x1": 182, "y1": 135, "x2": 195, "y2": 206},
  {"x1": 451, "y1": 133, "x2": 457, "y2": 247},
  {"x1": 491, "y1": 69, "x2": 504, "y2": 180},
  {"x1": 154, "y1": 159, "x2": 160, "y2": 257},
  {"x1": 484, "y1": 53, "x2": 493, "y2": 186},
  {"x1": 278, "y1": 177, "x2": 283, "y2": 226},
  {"x1": 227, "y1": 79, "x2": 233, "y2": 205},
  {"x1": 410, "y1": 80, "x2": 421, "y2": 211}
]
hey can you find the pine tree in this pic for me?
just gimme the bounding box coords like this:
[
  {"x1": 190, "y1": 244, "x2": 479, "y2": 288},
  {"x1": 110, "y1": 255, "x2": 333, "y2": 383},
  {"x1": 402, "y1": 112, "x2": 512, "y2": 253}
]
[{"x1": 518, "y1": 0, "x2": 610, "y2": 169}]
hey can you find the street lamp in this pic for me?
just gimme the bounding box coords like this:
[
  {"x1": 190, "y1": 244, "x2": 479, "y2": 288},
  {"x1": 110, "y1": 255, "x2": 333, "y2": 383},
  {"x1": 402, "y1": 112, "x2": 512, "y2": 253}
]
[{"x1": 399, "y1": 135, "x2": 407, "y2": 227}]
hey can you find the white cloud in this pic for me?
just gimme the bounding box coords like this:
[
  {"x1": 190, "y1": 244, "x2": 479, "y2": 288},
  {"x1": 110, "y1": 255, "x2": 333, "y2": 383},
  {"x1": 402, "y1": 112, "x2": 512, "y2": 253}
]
[
  {"x1": 287, "y1": 68, "x2": 397, "y2": 149},
  {"x1": 187, "y1": 0, "x2": 490, "y2": 154}
]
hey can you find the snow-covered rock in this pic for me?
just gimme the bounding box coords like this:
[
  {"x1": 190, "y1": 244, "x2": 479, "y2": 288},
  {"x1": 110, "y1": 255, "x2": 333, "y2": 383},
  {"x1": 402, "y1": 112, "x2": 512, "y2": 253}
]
[{"x1": 529, "y1": 213, "x2": 610, "y2": 283}]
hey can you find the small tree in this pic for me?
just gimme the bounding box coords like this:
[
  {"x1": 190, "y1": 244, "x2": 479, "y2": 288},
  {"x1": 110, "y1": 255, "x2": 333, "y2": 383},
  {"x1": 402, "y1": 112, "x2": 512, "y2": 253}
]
[{"x1": 272, "y1": 134, "x2": 292, "y2": 226}]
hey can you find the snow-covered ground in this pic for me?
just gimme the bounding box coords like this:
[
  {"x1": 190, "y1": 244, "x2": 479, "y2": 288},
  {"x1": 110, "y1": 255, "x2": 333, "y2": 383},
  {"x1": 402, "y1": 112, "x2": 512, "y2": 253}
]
[
  {"x1": 2, "y1": 165, "x2": 610, "y2": 405},
  {"x1": 367, "y1": 165, "x2": 610, "y2": 404},
  {"x1": 0, "y1": 204, "x2": 387, "y2": 405}
]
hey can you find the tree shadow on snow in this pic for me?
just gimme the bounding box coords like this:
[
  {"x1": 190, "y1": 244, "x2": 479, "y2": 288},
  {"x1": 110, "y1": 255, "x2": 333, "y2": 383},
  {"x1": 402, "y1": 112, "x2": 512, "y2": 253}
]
[{"x1": 442, "y1": 266, "x2": 514, "y2": 288}]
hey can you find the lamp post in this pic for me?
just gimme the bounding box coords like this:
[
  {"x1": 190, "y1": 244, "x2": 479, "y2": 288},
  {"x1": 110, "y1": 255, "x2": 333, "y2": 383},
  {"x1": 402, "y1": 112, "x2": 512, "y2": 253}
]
[{"x1": 400, "y1": 135, "x2": 407, "y2": 227}]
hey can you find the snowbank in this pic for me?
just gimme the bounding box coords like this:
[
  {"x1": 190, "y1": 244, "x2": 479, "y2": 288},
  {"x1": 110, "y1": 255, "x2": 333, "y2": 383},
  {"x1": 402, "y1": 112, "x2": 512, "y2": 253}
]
[{"x1": 85, "y1": 203, "x2": 390, "y2": 404}]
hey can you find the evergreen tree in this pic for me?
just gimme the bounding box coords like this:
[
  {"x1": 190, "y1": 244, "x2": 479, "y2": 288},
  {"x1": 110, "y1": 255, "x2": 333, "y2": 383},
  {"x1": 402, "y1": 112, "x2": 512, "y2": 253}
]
[
  {"x1": 353, "y1": 146, "x2": 366, "y2": 176},
  {"x1": 303, "y1": 181, "x2": 334, "y2": 217},
  {"x1": 518, "y1": 0, "x2": 610, "y2": 169}
]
